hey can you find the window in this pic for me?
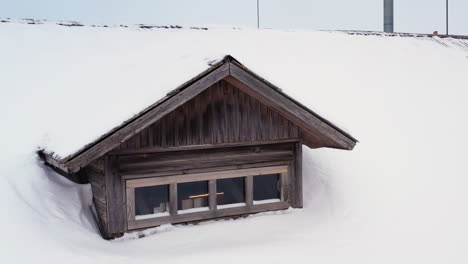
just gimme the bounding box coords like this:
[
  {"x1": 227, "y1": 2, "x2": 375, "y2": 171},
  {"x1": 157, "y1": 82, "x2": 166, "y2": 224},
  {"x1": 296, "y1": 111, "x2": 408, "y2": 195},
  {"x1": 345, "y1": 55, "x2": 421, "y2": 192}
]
[
  {"x1": 125, "y1": 165, "x2": 289, "y2": 230},
  {"x1": 177, "y1": 180, "x2": 210, "y2": 214},
  {"x1": 217, "y1": 177, "x2": 245, "y2": 209},
  {"x1": 253, "y1": 174, "x2": 281, "y2": 205},
  {"x1": 134, "y1": 184, "x2": 170, "y2": 220}
]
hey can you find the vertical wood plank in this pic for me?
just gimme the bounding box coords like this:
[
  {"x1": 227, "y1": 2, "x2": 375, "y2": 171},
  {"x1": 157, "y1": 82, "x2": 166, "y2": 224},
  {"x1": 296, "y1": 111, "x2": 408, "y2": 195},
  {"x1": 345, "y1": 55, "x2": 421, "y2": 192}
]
[
  {"x1": 214, "y1": 82, "x2": 225, "y2": 144},
  {"x1": 169, "y1": 116, "x2": 175, "y2": 147},
  {"x1": 105, "y1": 155, "x2": 125, "y2": 235},
  {"x1": 283, "y1": 117, "x2": 290, "y2": 139},
  {"x1": 232, "y1": 84, "x2": 240, "y2": 142},
  {"x1": 294, "y1": 142, "x2": 303, "y2": 208},
  {"x1": 209, "y1": 179, "x2": 217, "y2": 211},
  {"x1": 291, "y1": 122, "x2": 299, "y2": 138},
  {"x1": 174, "y1": 109, "x2": 180, "y2": 147},
  {"x1": 239, "y1": 90, "x2": 248, "y2": 142},
  {"x1": 222, "y1": 80, "x2": 229, "y2": 143},
  {"x1": 212, "y1": 82, "x2": 219, "y2": 144},
  {"x1": 148, "y1": 124, "x2": 154, "y2": 147},
  {"x1": 272, "y1": 110, "x2": 278, "y2": 139},
  {"x1": 245, "y1": 176, "x2": 253, "y2": 206},
  {"x1": 145, "y1": 127, "x2": 150, "y2": 147},
  {"x1": 225, "y1": 81, "x2": 233, "y2": 143},
  {"x1": 153, "y1": 121, "x2": 161, "y2": 147},
  {"x1": 280, "y1": 172, "x2": 289, "y2": 202},
  {"x1": 288, "y1": 120, "x2": 297, "y2": 138},
  {"x1": 187, "y1": 98, "x2": 195, "y2": 146},
  {"x1": 201, "y1": 88, "x2": 208, "y2": 145},
  {"x1": 197, "y1": 94, "x2": 203, "y2": 145},
  {"x1": 268, "y1": 108, "x2": 275, "y2": 139},
  {"x1": 126, "y1": 187, "x2": 135, "y2": 221},
  {"x1": 161, "y1": 117, "x2": 167, "y2": 148},
  {"x1": 260, "y1": 103, "x2": 268, "y2": 140},
  {"x1": 175, "y1": 106, "x2": 187, "y2": 147},
  {"x1": 288, "y1": 160, "x2": 296, "y2": 206},
  {"x1": 134, "y1": 131, "x2": 141, "y2": 149},
  {"x1": 249, "y1": 95, "x2": 256, "y2": 141},
  {"x1": 170, "y1": 183, "x2": 178, "y2": 215},
  {"x1": 203, "y1": 86, "x2": 215, "y2": 144}
]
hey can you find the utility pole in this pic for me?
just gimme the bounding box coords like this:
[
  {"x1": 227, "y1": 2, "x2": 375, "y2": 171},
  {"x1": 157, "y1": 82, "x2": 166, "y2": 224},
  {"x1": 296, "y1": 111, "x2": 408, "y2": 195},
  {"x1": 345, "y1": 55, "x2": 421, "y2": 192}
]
[
  {"x1": 257, "y1": 0, "x2": 260, "y2": 29},
  {"x1": 446, "y1": 0, "x2": 449, "y2": 35}
]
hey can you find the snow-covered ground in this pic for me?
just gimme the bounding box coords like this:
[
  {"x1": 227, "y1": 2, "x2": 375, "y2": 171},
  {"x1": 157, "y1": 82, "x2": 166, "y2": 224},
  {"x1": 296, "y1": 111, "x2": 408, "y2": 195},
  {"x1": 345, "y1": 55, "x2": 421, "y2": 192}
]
[{"x1": 1, "y1": 20, "x2": 468, "y2": 263}]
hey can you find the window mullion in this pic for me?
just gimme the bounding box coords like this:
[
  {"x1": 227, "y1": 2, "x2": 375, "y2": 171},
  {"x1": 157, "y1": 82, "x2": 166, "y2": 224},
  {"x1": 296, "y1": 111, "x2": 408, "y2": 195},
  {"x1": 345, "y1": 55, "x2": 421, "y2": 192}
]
[
  {"x1": 280, "y1": 172, "x2": 288, "y2": 202},
  {"x1": 169, "y1": 183, "x2": 178, "y2": 216},
  {"x1": 245, "y1": 176, "x2": 253, "y2": 206},
  {"x1": 209, "y1": 179, "x2": 217, "y2": 211}
]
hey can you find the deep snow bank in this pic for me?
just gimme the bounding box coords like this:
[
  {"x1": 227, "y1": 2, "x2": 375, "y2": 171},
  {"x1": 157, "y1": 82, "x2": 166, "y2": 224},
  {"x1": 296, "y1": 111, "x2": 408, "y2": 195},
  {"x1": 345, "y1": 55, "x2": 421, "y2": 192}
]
[{"x1": 1, "y1": 21, "x2": 468, "y2": 263}]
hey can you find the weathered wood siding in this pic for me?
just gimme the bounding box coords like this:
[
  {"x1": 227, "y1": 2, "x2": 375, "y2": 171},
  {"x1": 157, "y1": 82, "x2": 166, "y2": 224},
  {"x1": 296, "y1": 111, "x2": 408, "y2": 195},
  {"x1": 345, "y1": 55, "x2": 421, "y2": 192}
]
[
  {"x1": 114, "y1": 80, "x2": 299, "y2": 151},
  {"x1": 119, "y1": 143, "x2": 295, "y2": 177},
  {"x1": 91, "y1": 79, "x2": 305, "y2": 238},
  {"x1": 84, "y1": 158, "x2": 108, "y2": 236}
]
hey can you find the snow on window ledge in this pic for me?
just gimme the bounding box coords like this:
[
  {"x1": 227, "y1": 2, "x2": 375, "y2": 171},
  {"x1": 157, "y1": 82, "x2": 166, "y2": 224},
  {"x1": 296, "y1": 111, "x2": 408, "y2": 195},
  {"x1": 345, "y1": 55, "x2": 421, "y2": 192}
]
[
  {"x1": 217, "y1": 202, "x2": 247, "y2": 209},
  {"x1": 178, "y1": 206, "x2": 210, "y2": 215},
  {"x1": 253, "y1": 199, "x2": 281, "y2": 205},
  {"x1": 135, "y1": 211, "x2": 170, "y2": 220}
]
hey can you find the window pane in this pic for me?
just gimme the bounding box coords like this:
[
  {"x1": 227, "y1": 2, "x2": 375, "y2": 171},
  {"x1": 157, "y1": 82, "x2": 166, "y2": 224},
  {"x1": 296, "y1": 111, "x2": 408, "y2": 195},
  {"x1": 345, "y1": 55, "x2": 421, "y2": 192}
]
[
  {"x1": 217, "y1": 177, "x2": 245, "y2": 209},
  {"x1": 253, "y1": 174, "x2": 280, "y2": 204},
  {"x1": 135, "y1": 184, "x2": 170, "y2": 220},
  {"x1": 178, "y1": 181, "x2": 209, "y2": 214}
]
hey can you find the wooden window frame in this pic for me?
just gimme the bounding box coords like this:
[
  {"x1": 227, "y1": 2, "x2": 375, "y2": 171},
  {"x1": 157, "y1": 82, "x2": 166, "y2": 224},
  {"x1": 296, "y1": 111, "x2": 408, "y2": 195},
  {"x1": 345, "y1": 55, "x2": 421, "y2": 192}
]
[{"x1": 125, "y1": 166, "x2": 290, "y2": 230}]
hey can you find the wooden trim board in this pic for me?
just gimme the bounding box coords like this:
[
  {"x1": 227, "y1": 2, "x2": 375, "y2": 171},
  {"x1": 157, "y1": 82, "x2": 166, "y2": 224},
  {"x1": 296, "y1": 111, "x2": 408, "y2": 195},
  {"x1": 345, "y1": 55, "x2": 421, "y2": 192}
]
[
  {"x1": 126, "y1": 166, "x2": 288, "y2": 188},
  {"x1": 128, "y1": 201, "x2": 289, "y2": 230}
]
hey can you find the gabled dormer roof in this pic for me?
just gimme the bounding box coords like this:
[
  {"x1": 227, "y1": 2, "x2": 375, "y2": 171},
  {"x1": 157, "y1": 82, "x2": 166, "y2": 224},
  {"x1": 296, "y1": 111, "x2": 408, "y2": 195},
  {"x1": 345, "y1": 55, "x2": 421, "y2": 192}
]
[{"x1": 40, "y1": 55, "x2": 357, "y2": 173}]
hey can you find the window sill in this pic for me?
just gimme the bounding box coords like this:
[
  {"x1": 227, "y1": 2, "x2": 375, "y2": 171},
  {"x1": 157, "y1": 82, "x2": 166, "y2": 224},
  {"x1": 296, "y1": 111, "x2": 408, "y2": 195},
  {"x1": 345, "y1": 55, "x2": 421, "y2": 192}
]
[{"x1": 127, "y1": 201, "x2": 289, "y2": 230}]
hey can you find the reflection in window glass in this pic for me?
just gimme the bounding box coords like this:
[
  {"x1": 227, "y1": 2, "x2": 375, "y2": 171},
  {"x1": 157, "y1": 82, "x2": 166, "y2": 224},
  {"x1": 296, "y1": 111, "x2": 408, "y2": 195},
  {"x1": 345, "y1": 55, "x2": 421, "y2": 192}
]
[
  {"x1": 178, "y1": 181, "x2": 209, "y2": 214},
  {"x1": 253, "y1": 174, "x2": 280, "y2": 204},
  {"x1": 135, "y1": 185, "x2": 170, "y2": 220},
  {"x1": 217, "y1": 177, "x2": 245, "y2": 209}
]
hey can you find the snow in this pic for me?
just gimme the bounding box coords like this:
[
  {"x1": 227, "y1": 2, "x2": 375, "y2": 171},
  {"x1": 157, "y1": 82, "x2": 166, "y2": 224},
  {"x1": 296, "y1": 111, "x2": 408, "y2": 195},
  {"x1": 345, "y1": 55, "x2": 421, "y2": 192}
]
[
  {"x1": 217, "y1": 202, "x2": 247, "y2": 209},
  {"x1": 178, "y1": 206, "x2": 210, "y2": 214},
  {"x1": 253, "y1": 199, "x2": 281, "y2": 205},
  {"x1": 135, "y1": 211, "x2": 170, "y2": 220},
  {"x1": 1, "y1": 20, "x2": 468, "y2": 263}
]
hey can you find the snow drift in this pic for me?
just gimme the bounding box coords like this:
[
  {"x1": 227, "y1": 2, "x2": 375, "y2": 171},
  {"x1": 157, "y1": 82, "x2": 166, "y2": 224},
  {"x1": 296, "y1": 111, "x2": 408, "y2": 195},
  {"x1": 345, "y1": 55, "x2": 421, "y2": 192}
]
[{"x1": 1, "y1": 20, "x2": 468, "y2": 263}]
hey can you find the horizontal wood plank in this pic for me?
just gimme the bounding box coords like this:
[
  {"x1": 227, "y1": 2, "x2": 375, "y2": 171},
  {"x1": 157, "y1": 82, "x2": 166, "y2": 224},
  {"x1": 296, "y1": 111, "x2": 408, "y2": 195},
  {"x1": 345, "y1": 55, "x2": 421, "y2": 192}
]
[
  {"x1": 121, "y1": 160, "x2": 289, "y2": 180},
  {"x1": 120, "y1": 150, "x2": 292, "y2": 171},
  {"x1": 126, "y1": 166, "x2": 288, "y2": 188},
  {"x1": 111, "y1": 139, "x2": 299, "y2": 155}
]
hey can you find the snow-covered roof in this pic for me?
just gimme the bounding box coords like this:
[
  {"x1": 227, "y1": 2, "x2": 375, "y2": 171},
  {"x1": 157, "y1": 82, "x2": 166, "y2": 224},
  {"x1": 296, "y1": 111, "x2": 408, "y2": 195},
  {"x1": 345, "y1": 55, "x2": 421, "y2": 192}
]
[
  {"x1": 1, "y1": 19, "x2": 467, "y2": 160},
  {"x1": 2, "y1": 19, "x2": 468, "y2": 264}
]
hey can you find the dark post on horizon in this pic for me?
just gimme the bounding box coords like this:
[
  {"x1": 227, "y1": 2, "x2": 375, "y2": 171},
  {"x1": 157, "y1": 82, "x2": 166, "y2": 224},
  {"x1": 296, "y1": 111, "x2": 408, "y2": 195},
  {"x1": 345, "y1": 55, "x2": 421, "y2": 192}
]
[
  {"x1": 257, "y1": 0, "x2": 260, "y2": 28},
  {"x1": 384, "y1": 0, "x2": 394, "y2": 33},
  {"x1": 446, "y1": 0, "x2": 449, "y2": 35}
]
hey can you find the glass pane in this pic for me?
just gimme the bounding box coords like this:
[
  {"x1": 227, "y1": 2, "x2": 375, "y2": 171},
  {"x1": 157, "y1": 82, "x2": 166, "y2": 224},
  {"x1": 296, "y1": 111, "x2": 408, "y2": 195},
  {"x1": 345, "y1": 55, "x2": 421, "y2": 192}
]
[
  {"x1": 253, "y1": 174, "x2": 281, "y2": 204},
  {"x1": 178, "y1": 181, "x2": 209, "y2": 214},
  {"x1": 217, "y1": 177, "x2": 245, "y2": 209},
  {"x1": 135, "y1": 184, "x2": 170, "y2": 220}
]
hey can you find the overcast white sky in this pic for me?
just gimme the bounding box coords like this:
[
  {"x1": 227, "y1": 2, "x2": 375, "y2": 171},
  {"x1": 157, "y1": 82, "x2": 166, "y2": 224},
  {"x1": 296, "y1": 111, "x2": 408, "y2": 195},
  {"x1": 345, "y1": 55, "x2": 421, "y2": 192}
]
[{"x1": 1, "y1": 0, "x2": 467, "y2": 35}]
